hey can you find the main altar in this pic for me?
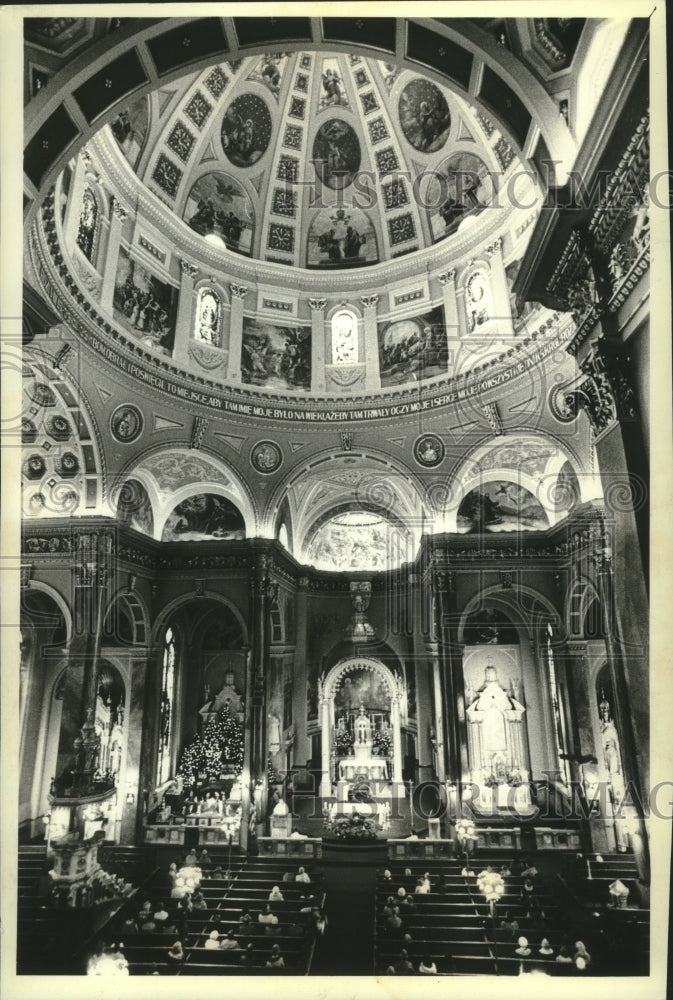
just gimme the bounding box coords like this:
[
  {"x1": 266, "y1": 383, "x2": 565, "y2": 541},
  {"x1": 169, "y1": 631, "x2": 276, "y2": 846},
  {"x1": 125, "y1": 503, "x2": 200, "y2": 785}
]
[{"x1": 336, "y1": 708, "x2": 389, "y2": 782}]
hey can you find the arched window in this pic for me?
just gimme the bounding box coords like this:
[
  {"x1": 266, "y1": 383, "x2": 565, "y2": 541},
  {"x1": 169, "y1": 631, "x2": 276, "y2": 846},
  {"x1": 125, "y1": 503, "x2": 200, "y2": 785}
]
[
  {"x1": 194, "y1": 287, "x2": 222, "y2": 346},
  {"x1": 270, "y1": 600, "x2": 283, "y2": 643},
  {"x1": 465, "y1": 268, "x2": 492, "y2": 332},
  {"x1": 331, "y1": 309, "x2": 359, "y2": 365},
  {"x1": 76, "y1": 186, "x2": 98, "y2": 262},
  {"x1": 156, "y1": 626, "x2": 177, "y2": 786}
]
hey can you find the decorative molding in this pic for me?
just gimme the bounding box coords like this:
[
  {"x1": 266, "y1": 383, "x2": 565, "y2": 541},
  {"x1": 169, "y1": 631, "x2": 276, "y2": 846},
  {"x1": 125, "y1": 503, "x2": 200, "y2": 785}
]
[
  {"x1": 360, "y1": 294, "x2": 379, "y2": 309},
  {"x1": 138, "y1": 234, "x2": 167, "y2": 264},
  {"x1": 180, "y1": 259, "x2": 198, "y2": 278},
  {"x1": 190, "y1": 415, "x2": 209, "y2": 449},
  {"x1": 482, "y1": 400, "x2": 504, "y2": 435},
  {"x1": 393, "y1": 288, "x2": 423, "y2": 306},
  {"x1": 262, "y1": 297, "x2": 293, "y2": 312}
]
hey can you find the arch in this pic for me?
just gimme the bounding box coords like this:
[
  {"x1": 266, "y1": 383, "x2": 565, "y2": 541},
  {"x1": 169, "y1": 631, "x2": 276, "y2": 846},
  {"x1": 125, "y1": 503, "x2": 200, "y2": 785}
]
[
  {"x1": 323, "y1": 656, "x2": 398, "y2": 703},
  {"x1": 458, "y1": 584, "x2": 560, "y2": 644},
  {"x1": 193, "y1": 285, "x2": 224, "y2": 347},
  {"x1": 160, "y1": 491, "x2": 246, "y2": 543},
  {"x1": 113, "y1": 477, "x2": 155, "y2": 536},
  {"x1": 103, "y1": 588, "x2": 150, "y2": 647},
  {"x1": 565, "y1": 576, "x2": 604, "y2": 639},
  {"x1": 75, "y1": 184, "x2": 99, "y2": 262},
  {"x1": 22, "y1": 581, "x2": 73, "y2": 646},
  {"x1": 329, "y1": 306, "x2": 361, "y2": 365},
  {"x1": 151, "y1": 591, "x2": 249, "y2": 649}
]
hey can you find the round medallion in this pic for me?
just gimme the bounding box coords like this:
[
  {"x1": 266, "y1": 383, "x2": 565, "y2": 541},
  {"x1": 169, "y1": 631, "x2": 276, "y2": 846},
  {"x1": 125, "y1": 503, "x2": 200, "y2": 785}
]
[
  {"x1": 399, "y1": 79, "x2": 451, "y2": 154},
  {"x1": 413, "y1": 433, "x2": 445, "y2": 467},
  {"x1": 110, "y1": 404, "x2": 143, "y2": 443},
  {"x1": 251, "y1": 440, "x2": 283, "y2": 474},
  {"x1": 221, "y1": 94, "x2": 273, "y2": 168}
]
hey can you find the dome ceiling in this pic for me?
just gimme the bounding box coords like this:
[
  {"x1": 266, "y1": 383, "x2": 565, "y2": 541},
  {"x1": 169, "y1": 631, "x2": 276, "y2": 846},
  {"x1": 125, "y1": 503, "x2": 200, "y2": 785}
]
[{"x1": 106, "y1": 52, "x2": 513, "y2": 270}]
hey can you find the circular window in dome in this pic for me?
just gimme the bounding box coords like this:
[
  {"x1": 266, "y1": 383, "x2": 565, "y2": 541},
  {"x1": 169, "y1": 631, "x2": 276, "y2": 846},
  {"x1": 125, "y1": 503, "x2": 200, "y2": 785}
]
[
  {"x1": 398, "y1": 79, "x2": 451, "y2": 153},
  {"x1": 312, "y1": 119, "x2": 361, "y2": 190},
  {"x1": 220, "y1": 94, "x2": 273, "y2": 168}
]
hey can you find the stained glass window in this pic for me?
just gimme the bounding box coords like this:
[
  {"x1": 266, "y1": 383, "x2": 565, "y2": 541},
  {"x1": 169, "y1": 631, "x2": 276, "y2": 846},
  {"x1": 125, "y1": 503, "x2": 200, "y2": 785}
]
[{"x1": 331, "y1": 309, "x2": 358, "y2": 365}]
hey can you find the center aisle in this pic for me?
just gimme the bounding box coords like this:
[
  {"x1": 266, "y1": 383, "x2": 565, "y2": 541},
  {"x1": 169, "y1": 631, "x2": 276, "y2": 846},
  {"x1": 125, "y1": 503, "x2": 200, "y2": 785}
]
[{"x1": 310, "y1": 848, "x2": 385, "y2": 975}]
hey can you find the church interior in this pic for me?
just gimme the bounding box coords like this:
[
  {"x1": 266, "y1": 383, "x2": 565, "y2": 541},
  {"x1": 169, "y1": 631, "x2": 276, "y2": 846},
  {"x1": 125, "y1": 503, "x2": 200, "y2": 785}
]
[{"x1": 9, "y1": 11, "x2": 661, "y2": 984}]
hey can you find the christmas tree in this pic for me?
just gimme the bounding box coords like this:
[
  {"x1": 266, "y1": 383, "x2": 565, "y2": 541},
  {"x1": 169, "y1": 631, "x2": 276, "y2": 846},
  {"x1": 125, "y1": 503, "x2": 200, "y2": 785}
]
[{"x1": 178, "y1": 705, "x2": 244, "y2": 787}]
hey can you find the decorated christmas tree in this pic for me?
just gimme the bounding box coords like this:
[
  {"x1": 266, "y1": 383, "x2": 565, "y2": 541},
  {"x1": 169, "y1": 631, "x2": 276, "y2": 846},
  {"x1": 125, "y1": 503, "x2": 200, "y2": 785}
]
[{"x1": 178, "y1": 705, "x2": 244, "y2": 787}]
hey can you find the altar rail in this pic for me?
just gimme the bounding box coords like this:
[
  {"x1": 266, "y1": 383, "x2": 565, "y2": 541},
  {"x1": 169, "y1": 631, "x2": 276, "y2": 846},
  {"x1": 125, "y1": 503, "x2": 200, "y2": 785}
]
[
  {"x1": 387, "y1": 838, "x2": 454, "y2": 860},
  {"x1": 258, "y1": 836, "x2": 323, "y2": 859},
  {"x1": 474, "y1": 826, "x2": 522, "y2": 851},
  {"x1": 144, "y1": 823, "x2": 239, "y2": 846},
  {"x1": 533, "y1": 826, "x2": 582, "y2": 851}
]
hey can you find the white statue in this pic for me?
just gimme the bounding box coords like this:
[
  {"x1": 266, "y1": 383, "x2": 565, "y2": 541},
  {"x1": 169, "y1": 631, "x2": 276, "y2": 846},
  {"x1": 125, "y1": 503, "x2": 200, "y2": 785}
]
[{"x1": 268, "y1": 713, "x2": 281, "y2": 753}]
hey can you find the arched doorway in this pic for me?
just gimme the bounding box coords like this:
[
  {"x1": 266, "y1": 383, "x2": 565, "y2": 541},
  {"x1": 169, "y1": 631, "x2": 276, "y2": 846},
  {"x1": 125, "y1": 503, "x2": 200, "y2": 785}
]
[{"x1": 319, "y1": 657, "x2": 402, "y2": 797}]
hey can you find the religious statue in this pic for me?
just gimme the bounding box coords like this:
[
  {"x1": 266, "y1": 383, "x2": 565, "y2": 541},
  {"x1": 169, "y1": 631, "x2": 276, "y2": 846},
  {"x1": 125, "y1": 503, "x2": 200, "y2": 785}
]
[{"x1": 268, "y1": 713, "x2": 281, "y2": 753}]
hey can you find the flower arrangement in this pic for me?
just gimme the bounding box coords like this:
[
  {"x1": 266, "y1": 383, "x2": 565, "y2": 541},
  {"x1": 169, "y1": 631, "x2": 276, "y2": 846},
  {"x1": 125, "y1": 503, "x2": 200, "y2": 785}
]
[
  {"x1": 325, "y1": 813, "x2": 380, "y2": 842},
  {"x1": 334, "y1": 727, "x2": 354, "y2": 755},
  {"x1": 372, "y1": 728, "x2": 393, "y2": 757}
]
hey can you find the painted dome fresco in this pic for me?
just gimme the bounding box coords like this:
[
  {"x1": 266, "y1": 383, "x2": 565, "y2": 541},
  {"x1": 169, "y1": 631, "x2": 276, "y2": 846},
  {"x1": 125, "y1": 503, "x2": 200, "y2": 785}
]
[{"x1": 105, "y1": 52, "x2": 509, "y2": 269}]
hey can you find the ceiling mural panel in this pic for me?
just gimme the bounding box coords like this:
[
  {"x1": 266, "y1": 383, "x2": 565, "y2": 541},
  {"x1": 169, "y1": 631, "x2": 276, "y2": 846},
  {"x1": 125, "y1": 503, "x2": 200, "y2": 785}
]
[
  {"x1": 427, "y1": 152, "x2": 496, "y2": 241},
  {"x1": 184, "y1": 172, "x2": 254, "y2": 256},
  {"x1": 307, "y1": 207, "x2": 378, "y2": 269},
  {"x1": 112, "y1": 247, "x2": 178, "y2": 356},
  {"x1": 312, "y1": 119, "x2": 361, "y2": 190},
  {"x1": 398, "y1": 78, "x2": 452, "y2": 153},
  {"x1": 457, "y1": 482, "x2": 549, "y2": 534},
  {"x1": 221, "y1": 93, "x2": 273, "y2": 168},
  {"x1": 241, "y1": 318, "x2": 311, "y2": 392},
  {"x1": 161, "y1": 494, "x2": 246, "y2": 542}
]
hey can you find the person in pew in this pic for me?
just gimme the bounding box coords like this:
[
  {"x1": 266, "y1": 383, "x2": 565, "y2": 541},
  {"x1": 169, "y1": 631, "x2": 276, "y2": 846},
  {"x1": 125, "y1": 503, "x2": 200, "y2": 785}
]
[
  {"x1": 383, "y1": 869, "x2": 392, "y2": 881},
  {"x1": 299, "y1": 896, "x2": 317, "y2": 913},
  {"x1": 500, "y1": 863, "x2": 512, "y2": 876},
  {"x1": 269, "y1": 885, "x2": 284, "y2": 901},
  {"x1": 310, "y1": 906, "x2": 328, "y2": 936},
  {"x1": 414, "y1": 876, "x2": 430, "y2": 895},
  {"x1": 418, "y1": 954, "x2": 437, "y2": 975},
  {"x1": 461, "y1": 864, "x2": 475, "y2": 877},
  {"x1": 178, "y1": 892, "x2": 194, "y2": 914},
  {"x1": 295, "y1": 866, "x2": 311, "y2": 883},
  {"x1": 212, "y1": 864, "x2": 224, "y2": 878},
  {"x1": 499, "y1": 911, "x2": 520, "y2": 939},
  {"x1": 282, "y1": 871, "x2": 294, "y2": 883},
  {"x1": 404, "y1": 867, "x2": 412, "y2": 877},
  {"x1": 258, "y1": 904, "x2": 279, "y2": 926},
  {"x1": 573, "y1": 941, "x2": 591, "y2": 966},
  {"x1": 266, "y1": 943, "x2": 286, "y2": 968},
  {"x1": 185, "y1": 850, "x2": 198, "y2": 866},
  {"x1": 122, "y1": 917, "x2": 138, "y2": 934},
  {"x1": 539, "y1": 938, "x2": 554, "y2": 956},
  {"x1": 238, "y1": 910, "x2": 253, "y2": 933},
  {"x1": 138, "y1": 899, "x2": 153, "y2": 922},
  {"x1": 382, "y1": 897, "x2": 395, "y2": 918},
  {"x1": 555, "y1": 946, "x2": 573, "y2": 963},
  {"x1": 403, "y1": 932, "x2": 413, "y2": 946},
  {"x1": 205, "y1": 929, "x2": 221, "y2": 949},
  {"x1": 167, "y1": 940, "x2": 184, "y2": 963},
  {"x1": 386, "y1": 966, "x2": 396, "y2": 975},
  {"x1": 240, "y1": 942, "x2": 256, "y2": 966},
  {"x1": 397, "y1": 886, "x2": 407, "y2": 899},
  {"x1": 520, "y1": 859, "x2": 539, "y2": 879},
  {"x1": 153, "y1": 903, "x2": 169, "y2": 928},
  {"x1": 199, "y1": 849, "x2": 212, "y2": 865},
  {"x1": 385, "y1": 907, "x2": 404, "y2": 935},
  {"x1": 220, "y1": 930, "x2": 241, "y2": 950},
  {"x1": 401, "y1": 894, "x2": 416, "y2": 910},
  {"x1": 140, "y1": 915, "x2": 157, "y2": 932},
  {"x1": 192, "y1": 891, "x2": 208, "y2": 910},
  {"x1": 515, "y1": 936, "x2": 532, "y2": 957},
  {"x1": 393, "y1": 948, "x2": 415, "y2": 975}
]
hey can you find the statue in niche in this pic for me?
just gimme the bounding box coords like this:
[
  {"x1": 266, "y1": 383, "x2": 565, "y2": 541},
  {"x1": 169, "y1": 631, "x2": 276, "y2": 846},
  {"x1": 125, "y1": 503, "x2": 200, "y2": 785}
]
[
  {"x1": 200, "y1": 670, "x2": 243, "y2": 719},
  {"x1": 599, "y1": 692, "x2": 629, "y2": 851},
  {"x1": 268, "y1": 713, "x2": 281, "y2": 753}
]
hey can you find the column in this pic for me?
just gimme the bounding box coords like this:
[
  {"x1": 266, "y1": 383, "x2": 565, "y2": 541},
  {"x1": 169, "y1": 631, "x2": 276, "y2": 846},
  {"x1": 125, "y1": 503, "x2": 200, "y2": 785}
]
[
  {"x1": 360, "y1": 294, "x2": 381, "y2": 392},
  {"x1": 434, "y1": 570, "x2": 468, "y2": 782},
  {"x1": 293, "y1": 577, "x2": 309, "y2": 766},
  {"x1": 228, "y1": 283, "x2": 248, "y2": 380},
  {"x1": 172, "y1": 260, "x2": 198, "y2": 364},
  {"x1": 320, "y1": 698, "x2": 332, "y2": 798},
  {"x1": 390, "y1": 697, "x2": 403, "y2": 785},
  {"x1": 426, "y1": 643, "x2": 446, "y2": 781},
  {"x1": 438, "y1": 268, "x2": 462, "y2": 373},
  {"x1": 100, "y1": 198, "x2": 127, "y2": 311},
  {"x1": 486, "y1": 237, "x2": 514, "y2": 337},
  {"x1": 308, "y1": 298, "x2": 326, "y2": 392}
]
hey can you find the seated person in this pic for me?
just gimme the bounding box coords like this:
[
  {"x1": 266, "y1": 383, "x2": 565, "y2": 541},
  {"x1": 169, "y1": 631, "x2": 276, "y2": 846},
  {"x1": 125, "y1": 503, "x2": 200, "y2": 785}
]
[
  {"x1": 397, "y1": 887, "x2": 407, "y2": 899},
  {"x1": 153, "y1": 902, "x2": 169, "y2": 927},
  {"x1": 295, "y1": 866, "x2": 311, "y2": 884},
  {"x1": 281, "y1": 871, "x2": 294, "y2": 883},
  {"x1": 499, "y1": 911, "x2": 520, "y2": 939},
  {"x1": 185, "y1": 850, "x2": 198, "y2": 866},
  {"x1": 574, "y1": 941, "x2": 591, "y2": 966},
  {"x1": 520, "y1": 859, "x2": 538, "y2": 879},
  {"x1": 199, "y1": 849, "x2": 212, "y2": 865},
  {"x1": 418, "y1": 954, "x2": 437, "y2": 975},
  {"x1": 539, "y1": 938, "x2": 554, "y2": 956},
  {"x1": 137, "y1": 900, "x2": 153, "y2": 922},
  {"x1": 238, "y1": 910, "x2": 253, "y2": 933},
  {"x1": 310, "y1": 906, "x2": 328, "y2": 936},
  {"x1": 403, "y1": 867, "x2": 412, "y2": 877},
  {"x1": 385, "y1": 907, "x2": 404, "y2": 933},
  {"x1": 556, "y1": 946, "x2": 573, "y2": 963},
  {"x1": 394, "y1": 948, "x2": 415, "y2": 975},
  {"x1": 461, "y1": 864, "x2": 474, "y2": 877},
  {"x1": 382, "y1": 869, "x2": 392, "y2": 881},
  {"x1": 192, "y1": 891, "x2": 208, "y2": 910},
  {"x1": 266, "y1": 943, "x2": 285, "y2": 968},
  {"x1": 167, "y1": 940, "x2": 184, "y2": 962},
  {"x1": 121, "y1": 917, "x2": 138, "y2": 934},
  {"x1": 414, "y1": 877, "x2": 430, "y2": 895},
  {"x1": 515, "y1": 936, "x2": 532, "y2": 957},
  {"x1": 178, "y1": 893, "x2": 193, "y2": 913},
  {"x1": 269, "y1": 885, "x2": 284, "y2": 901},
  {"x1": 258, "y1": 904, "x2": 279, "y2": 926},
  {"x1": 140, "y1": 916, "x2": 157, "y2": 932},
  {"x1": 220, "y1": 930, "x2": 241, "y2": 950},
  {"x1": 240, "y1": 942, "x2": 255, "y2": 966},
  {"x1": 212, "y1": 864, "x2": 224, "y2": 878},
  {"x1": 204, "y1": 930, "x2": 220, "y2": 949}
]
